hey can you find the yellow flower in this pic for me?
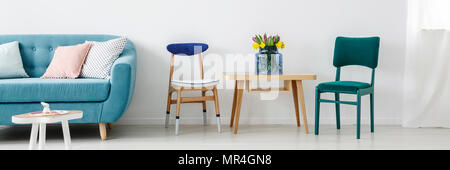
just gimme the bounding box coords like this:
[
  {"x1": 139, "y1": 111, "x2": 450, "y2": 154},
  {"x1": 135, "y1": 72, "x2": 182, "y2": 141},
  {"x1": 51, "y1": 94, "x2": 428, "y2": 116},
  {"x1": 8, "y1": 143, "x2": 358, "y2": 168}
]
[
  {"x1": 276, "y1": 41, "x2": 283, "y2": 48},
  {"x1": 259, "y1": 42, "x2": 266, "y2": 48},
  {"x1": 281, "y1": 43, "x2": 285, "y2": 49},
  {"x1": 252, "y1": 43, "x2": 260, "y2": 49}
]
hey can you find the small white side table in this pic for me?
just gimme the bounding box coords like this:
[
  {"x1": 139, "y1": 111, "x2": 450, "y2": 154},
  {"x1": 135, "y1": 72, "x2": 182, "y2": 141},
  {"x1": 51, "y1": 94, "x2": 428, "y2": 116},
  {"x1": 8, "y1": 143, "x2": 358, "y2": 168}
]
[{"x1": 12, "y1": 111, "x2": 83, "y2": 150}]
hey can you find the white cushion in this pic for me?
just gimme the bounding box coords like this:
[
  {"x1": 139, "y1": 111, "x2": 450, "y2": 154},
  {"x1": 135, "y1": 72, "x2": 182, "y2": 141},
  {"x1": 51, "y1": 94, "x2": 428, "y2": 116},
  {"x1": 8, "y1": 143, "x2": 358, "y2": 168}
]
[
  {"x1": 0, "y1": 41, "x2": 29, "y2": 78},
  {"x1": 171, "y1": 79, "x2": 220, "y2": 88},
  {"x1": 80, "y1": 37, "x2": 127, "y2": 79}
]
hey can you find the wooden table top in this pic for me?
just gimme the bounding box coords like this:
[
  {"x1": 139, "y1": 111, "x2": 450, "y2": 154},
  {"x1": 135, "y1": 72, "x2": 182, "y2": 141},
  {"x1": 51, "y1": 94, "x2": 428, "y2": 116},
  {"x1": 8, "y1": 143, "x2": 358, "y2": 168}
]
[
  {"x1": 12, "y1": 110, "x2": 83, "y2": 124},
  {"x1": 13, "y1": 110, "x2": 82, "y2": 118},
  {"x1": 223, "y1": 73, "x2": 317, "y2": 80}
]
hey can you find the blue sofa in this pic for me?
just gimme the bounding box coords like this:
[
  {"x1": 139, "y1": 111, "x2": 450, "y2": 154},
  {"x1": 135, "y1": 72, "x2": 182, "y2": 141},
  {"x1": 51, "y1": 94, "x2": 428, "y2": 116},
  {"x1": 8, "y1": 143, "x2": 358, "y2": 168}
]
[{"x1": 0, "y1": 34, "x2": 137, "y2": 140}]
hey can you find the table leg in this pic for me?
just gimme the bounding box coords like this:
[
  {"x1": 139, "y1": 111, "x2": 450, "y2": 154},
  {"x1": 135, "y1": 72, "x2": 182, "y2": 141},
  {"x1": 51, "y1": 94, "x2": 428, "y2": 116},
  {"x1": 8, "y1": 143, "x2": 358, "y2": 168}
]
[
  {"x1": 297, "y1": 80, "x2": 309, "y2": 134},
  {"x1": 230, "y1": 80, "x2": 238, "y2": 127},
  {"x1": 38, "y1": 123, "x2": 46, "y2": 150},
  {"x1": 291, "y1": 80, "x2": 301, "y2": 127},
  {"x1": 62, "y1": 120, "x2": 72, "y2": 150},
  {"x1": 233, "y1": 80, "x2": 244, "y2": 134},
  {"x1": 29, "y1": 123, "x2": 39, "y2": 150}
]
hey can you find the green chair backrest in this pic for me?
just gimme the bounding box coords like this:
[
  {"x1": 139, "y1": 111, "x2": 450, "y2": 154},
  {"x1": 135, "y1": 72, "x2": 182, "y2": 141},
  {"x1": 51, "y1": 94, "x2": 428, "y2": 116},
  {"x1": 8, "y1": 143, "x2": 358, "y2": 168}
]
[{"x1": 333, "y1": 37, "x2": 380, "y2": 69}]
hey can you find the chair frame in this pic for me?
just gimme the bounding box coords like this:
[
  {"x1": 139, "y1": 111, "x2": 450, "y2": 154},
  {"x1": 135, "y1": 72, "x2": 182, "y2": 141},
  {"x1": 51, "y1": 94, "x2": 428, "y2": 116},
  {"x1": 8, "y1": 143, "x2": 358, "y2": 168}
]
[
  {"x1": 165, "y1": 53, "x2": 221, "y2": 135},
  {"x1": 315, "y1": 67, "x2": 375, "y2": 139},
  {"x1": 315, "y1": 36, "x2": 379, "y2": 139}
]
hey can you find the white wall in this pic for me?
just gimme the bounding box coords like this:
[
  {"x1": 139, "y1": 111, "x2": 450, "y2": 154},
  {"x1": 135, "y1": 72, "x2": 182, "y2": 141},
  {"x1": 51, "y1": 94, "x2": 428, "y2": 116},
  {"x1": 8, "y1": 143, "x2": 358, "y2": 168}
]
[{"x1": 0, "y1": 0, "x2": 407, "y2": 125}]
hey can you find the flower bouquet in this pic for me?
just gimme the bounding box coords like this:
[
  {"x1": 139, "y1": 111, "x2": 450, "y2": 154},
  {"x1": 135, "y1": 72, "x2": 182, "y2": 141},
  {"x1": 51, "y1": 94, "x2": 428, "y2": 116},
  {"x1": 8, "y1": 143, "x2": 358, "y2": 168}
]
[{"x1": 252, "y1": 33, "x2": 285, "y2": 75}]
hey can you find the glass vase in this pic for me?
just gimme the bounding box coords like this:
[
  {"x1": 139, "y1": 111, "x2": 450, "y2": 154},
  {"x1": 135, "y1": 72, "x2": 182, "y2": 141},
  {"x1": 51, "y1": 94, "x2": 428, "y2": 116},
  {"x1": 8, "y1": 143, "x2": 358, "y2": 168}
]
[{"x1": 255, "y1": 46, "x2": 283, "y2": 75}]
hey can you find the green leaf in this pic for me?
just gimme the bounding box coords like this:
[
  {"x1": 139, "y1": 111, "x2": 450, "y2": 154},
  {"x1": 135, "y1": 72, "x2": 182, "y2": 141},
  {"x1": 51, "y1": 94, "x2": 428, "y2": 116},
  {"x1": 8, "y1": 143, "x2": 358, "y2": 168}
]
[{"x1": 258, "y1": 35, "x2": 263, "y2": 44}]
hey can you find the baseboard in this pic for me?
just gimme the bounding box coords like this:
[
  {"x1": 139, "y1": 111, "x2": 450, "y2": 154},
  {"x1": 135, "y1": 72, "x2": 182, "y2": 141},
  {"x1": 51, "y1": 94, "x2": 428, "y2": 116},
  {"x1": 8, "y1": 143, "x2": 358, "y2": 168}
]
[{"x1": 116, "y1": 115, "x2": 401, "y2": 126}]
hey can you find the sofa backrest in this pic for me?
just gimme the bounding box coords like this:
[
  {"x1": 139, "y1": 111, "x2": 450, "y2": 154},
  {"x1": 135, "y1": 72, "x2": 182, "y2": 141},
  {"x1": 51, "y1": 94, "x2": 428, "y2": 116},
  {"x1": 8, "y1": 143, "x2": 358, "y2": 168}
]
[{"x1": 0, "y1": 34, "x2": 135, "y2": 78}]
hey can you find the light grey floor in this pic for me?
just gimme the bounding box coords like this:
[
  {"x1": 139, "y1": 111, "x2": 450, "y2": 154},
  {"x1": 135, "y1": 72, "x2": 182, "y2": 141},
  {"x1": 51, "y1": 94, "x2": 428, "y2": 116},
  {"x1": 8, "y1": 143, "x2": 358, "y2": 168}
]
[{"x1": 0, "y1": 124, "x2": 449, "y2": 150}]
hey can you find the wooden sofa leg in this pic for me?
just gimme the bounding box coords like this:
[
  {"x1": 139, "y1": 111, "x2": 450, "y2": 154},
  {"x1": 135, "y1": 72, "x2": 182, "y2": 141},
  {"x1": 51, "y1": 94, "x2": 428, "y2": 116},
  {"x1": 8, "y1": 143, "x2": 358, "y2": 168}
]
[
  {"x1": 99, "y1": 123, "x2": 107, "y2": 141},
  {"x1": 107, "y1": 123, "x2": 113, "y2": 130}
]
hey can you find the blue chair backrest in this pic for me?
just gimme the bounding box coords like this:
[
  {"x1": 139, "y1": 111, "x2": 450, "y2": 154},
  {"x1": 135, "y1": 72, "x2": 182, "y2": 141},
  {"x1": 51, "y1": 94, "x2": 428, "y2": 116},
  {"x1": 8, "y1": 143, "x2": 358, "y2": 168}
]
[{"x1": 0, "y1": 34, "x2": 135, "y2": 78}]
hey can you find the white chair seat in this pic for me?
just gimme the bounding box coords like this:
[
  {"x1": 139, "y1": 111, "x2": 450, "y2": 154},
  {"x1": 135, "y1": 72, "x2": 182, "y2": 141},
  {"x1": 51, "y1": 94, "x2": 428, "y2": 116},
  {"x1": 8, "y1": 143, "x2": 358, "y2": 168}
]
[{"x1": 171, "y1": 79, "x2": 220, "y2": 88}]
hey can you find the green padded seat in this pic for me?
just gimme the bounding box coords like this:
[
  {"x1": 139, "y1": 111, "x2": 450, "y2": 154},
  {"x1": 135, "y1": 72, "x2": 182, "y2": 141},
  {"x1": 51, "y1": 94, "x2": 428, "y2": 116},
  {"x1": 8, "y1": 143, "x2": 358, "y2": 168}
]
[{"x1": 317, "y1": 81, "x2": 371, "y2": 93}]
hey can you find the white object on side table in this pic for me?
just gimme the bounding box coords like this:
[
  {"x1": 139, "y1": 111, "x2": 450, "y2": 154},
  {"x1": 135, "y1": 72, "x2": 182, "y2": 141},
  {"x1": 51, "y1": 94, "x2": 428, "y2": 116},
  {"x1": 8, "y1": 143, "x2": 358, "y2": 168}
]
[{"x1": 12, "y1": 110, "x2": 83, "y2": 150}]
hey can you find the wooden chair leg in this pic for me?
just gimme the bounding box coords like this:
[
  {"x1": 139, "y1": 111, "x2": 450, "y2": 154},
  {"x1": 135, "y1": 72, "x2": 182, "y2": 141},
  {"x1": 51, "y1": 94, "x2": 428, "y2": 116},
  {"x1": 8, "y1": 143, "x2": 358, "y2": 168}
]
[
  {"x1": 335, "y1": 93, "x2": 341, "y2": 130},
  {"x1": 370, "y1": 93, "x2": 374, "y2": 133},
  {"x1": 202, "y1": 91, "x2": 207, "y2": 125},
  {"x1": 315, "y1": 88, "x2": 320, "y2": 135},
  {"x1": 165, "y1": 91, "x2": 173, "y2": 128},
  {"x1": 166, "y1": 91, "x2": 172, "y2": 113},
  {"x1": 202, "y1": 91, "x2": 207, "y2": 112},
  {"x1": 175, "y1": 89, "x2": 182, "y2": 135},
  {"x1": 99, "y1": 123, "x2": 107, "y2": 141},
  {"x1": 213, "y1": 87, "x2": 221, "y2": 133}
]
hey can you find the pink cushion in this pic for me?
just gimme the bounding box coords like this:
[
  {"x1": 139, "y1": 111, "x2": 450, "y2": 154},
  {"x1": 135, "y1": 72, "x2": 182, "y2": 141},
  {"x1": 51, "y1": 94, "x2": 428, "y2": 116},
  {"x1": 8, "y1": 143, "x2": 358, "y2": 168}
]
[{"x1": 41, "y1": 43, "x2": 92, "y2": 79}]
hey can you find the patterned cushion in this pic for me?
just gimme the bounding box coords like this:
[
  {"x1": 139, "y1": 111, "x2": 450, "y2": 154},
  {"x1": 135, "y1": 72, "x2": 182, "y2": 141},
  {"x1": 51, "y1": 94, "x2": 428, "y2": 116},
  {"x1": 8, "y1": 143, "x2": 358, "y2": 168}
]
[
  {"x1": 80, "y1": 37, "x2": 127, "y2": 79},
  {"x1": 171, "y1": 79, "x2": 219, "y2": 88}
]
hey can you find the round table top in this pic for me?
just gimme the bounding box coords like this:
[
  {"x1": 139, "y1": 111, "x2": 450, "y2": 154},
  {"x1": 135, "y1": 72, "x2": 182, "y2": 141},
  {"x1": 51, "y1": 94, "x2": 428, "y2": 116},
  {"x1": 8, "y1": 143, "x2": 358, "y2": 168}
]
[{"x1": 12, "y1": 110, "x2": 83, "y2": 124}]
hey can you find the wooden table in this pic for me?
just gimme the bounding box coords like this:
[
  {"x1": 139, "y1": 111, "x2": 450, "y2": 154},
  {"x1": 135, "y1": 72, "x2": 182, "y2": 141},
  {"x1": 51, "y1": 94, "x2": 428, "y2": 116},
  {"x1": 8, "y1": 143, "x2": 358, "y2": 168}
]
[
  {"x1": 12, "y1": 110, "x2": 83, "y2": 150},
  {"x1": 223, "y1": 74, "x2": 317, "y2": 134}
]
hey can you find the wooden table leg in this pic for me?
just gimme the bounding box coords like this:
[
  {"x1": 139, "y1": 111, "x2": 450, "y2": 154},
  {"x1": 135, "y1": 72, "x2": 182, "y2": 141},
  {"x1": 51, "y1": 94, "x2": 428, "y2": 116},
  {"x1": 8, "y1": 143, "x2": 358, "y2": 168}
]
[
  {"x1": 233, "y1": 80, "x2": 244, "y2": 134},
  {"x1": 291, "y1": 80, "x2": 301, "y2": 127},
  {"x1": 297, "y1": 80, "x2": 309, "y2": 134},
  {"x1": 230, "y1": 80, "x2": 238, "y2": 127}
]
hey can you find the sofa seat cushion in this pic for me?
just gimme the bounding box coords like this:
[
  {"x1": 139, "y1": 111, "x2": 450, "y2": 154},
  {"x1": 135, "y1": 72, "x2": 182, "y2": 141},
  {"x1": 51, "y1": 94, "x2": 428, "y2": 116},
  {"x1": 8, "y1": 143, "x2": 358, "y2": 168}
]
[{"x1": 0, "y1": 78, "x2": 110, "y2": 103}]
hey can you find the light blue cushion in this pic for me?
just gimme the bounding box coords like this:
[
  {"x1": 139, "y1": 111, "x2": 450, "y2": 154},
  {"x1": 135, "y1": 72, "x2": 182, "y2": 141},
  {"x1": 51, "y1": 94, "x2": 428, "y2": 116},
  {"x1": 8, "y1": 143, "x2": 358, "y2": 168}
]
[
  {"x1": 0, "y1": 41, "x2": 29, "y2": 78},
  {"x1": 0, "y1": 78, "x2": 110, "y2": 103}
]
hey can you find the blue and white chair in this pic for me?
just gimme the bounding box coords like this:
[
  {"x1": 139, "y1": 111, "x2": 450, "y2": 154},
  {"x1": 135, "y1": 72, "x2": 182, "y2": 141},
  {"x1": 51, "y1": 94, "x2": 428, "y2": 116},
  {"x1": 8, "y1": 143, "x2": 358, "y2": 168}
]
[{"x1": 165, "y1": 43, "x2": 221, "y2": 135}]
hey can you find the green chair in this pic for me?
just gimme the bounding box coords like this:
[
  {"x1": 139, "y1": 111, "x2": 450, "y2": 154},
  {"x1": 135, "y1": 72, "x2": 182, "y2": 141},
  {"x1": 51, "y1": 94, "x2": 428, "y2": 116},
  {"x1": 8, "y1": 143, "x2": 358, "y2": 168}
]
[{"x1": 315, "y1": 36, "x2": 380, "y2": 139}]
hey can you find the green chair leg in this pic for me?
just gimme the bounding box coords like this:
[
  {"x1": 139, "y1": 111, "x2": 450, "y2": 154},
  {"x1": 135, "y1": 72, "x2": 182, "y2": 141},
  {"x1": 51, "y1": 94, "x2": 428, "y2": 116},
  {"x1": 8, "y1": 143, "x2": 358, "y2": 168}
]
[
  {"x1": 315, "y1": 89, "x2": 320, "y2": 135},
  {"x1": 356, "y1": 92, "x2": 361, "y2": 139},
  {"x1": 370, "y1": 93, "x2": 374, "y2": 133},
  {"x1": 335, "y1": 93, "x2": 341, "y2": 130}
]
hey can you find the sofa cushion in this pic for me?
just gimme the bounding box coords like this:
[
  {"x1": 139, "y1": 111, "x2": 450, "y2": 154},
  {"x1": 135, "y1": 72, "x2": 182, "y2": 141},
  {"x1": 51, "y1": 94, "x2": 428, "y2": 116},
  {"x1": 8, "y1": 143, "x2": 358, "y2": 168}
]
[
  {"x1": 0, "y1": 41, "x2": 29, "y2": 78},
  {"x1": 0, "y1": 78, "x2": 110, "y2": 103},
  {"x1": 80, "y1": 37, "x2": 127, "y2": 79},
  {"x1": 41, "y1": 43, "x2": 92, "y2": 79}
]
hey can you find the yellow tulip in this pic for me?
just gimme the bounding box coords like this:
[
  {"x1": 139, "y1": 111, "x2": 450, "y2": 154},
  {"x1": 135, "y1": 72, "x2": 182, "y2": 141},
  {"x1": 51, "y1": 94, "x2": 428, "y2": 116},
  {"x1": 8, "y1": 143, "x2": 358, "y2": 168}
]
[
  {"x1": 276, "y1": 41, "x2": 283, "y2": 48},
  {"x1": 259, "y1": 42, "x2": 266, "y2": 48},
  {"x1": 252, "y1": 43, "x2": 260, "y2": 49},
  {"x1": 281, "y1": 43, "x2": 285, "y2": 49}
]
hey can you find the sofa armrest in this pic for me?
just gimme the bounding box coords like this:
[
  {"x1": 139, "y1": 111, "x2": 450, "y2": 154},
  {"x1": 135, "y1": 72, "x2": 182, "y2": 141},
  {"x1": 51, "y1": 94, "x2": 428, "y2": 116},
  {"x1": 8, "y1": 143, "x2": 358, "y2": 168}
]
[
  {"x1": 100, "y1": 47, "x2": 137, "y2": 122},
  {"x1": 110, "y1": 52, "x2": 136, "y2": 86}
]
